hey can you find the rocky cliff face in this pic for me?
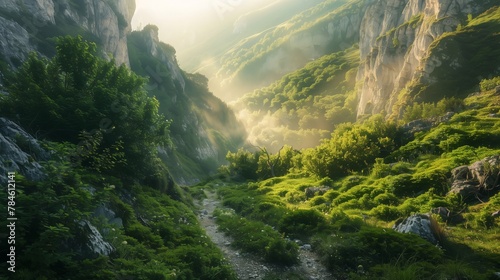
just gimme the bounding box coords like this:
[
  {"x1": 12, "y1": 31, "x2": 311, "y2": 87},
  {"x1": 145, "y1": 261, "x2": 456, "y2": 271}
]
[
  {"x1": 0, "y1": 0, "x2": 134, "y2": 67},
  {"x1": 0, "y1": 118, "x2": 49, "y2": 185},
  {"x1": 356, "y1": 0, "x2": 493, "y2": 117},
  {"x1": 128, "y1": 27, "x2": 246, "y2": 185}
]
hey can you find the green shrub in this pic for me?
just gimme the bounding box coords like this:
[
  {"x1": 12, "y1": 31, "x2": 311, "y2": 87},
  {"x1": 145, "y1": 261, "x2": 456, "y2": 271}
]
[
  {"x1": 373, "y1": 192, "x2": 399, "y2": 205},
  {"x1": 310, "y1": 196, "x2": 328, "y2": 206},
  {"x1": 435, "y1": 261, "x2": 488, "y2": 280},
  {"x1": 125, "y1": 224, "x2": 164, "y2": 249},
  {"x1": 285, "y1": 190, "x2": 306, "y2": 203},
  {"x1": 249, "y1": 202, "x2": 287, "y2": 226},
  {"x1": 279, "y1": 209, "x2": 328, "y2": 238},
  {"x1": 330, "y1": 209, "x2": 363, "y2": 232},
  {"x1": 480, "y1": 76, "x2": 500, "y2": 91},
  {"x1": 369, "y1": 205, "x2": 401, "y2": 221}
]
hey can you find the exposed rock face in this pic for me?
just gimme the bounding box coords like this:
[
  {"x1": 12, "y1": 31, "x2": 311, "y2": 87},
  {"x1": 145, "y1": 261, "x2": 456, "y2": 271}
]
[
  {"x1": 0, "y1": 0, "x2": 55, "y2": 24},
  {"x1": 59, "y1": 0, "x2": 135, "y2": 66},
  {"x1": 357, "y1": 0, "x2": 482, "y2": 117},
  {"x1": 449, "y1": 155, "x2": 500, "y2": 199},
  {"x1": 0, "y1": 17, "x2": 35, "y2": 67},
  {"x1": 94, "y1": 205, "x2": 123, "y2": 228},
  {"x1": 140, "y1": 26, "x2": 186, "y2": 92},
  {"x1": 217, "y1": 0, "x2": 370, "y2": 99},
  {"x1": 0, "y1": 0, "x2": 135, "y2": 67},
  {"x1": 0, "y1": 118, "x2": 49, "y2": 185},
  {"x1": 133, "y1": 27, "x2": 245, "y2": 185},
  {"x1": 79, "y1": 220, "x2": 114, "y2": 256},
  {"x1": 393, "y1": 214, "x2": 438, "y2": 244},
  {"x1": 401, "y1": 111, "x2": 454, "y2": 139}
]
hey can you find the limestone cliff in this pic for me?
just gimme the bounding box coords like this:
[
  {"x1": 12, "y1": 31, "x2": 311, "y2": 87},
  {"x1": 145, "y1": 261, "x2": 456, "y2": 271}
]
[
  {"x1": 0, "y1": 0, "x2": 135, "y2": 67},
  {"x1": 356, "y1": 0, "x2": 497, "y2": 117}
]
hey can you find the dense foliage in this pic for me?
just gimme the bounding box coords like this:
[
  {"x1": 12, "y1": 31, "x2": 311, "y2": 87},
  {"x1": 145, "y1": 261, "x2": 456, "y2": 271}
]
[
  {"x1": 0, "y1": 36, "x2": 170, "y2": 180},
  {"x1": 213, "y1": 80, "x2": 500, "y2": 278},
  {"x1": 234, "y1": 46, "x2": 359, "y2": 151},
  {"x1": 0, "y1": 36, "x2": 235, "y2": 279}
]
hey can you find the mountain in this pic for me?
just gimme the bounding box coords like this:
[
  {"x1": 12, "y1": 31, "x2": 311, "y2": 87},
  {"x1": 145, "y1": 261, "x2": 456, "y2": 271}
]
[
  {"x1": 177, "y1": 0, "x2": 324, "y2": 74},
  {"x1": 127, "y1": 25, "x2": 246, "y2": 184},
  {"x1": 235, "y1": 0, "x2": 500, "y2": 150},
  {"x1": 207, "y1": 0, "x2": 363, "y2": 100},
  {"x1": 356, "y1": 0, "x2": 500, "y2": 117},
  {"x1": 0, "y1": 0, "x2": 246, "y2": 185},
  {"x1": 0, "y1": 0, "x2": 134, "y2": 67}
]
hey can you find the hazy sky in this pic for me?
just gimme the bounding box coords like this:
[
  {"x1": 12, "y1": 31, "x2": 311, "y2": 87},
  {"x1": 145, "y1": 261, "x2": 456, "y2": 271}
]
[{"x1": 132, "y1": 0, "x2": 270, "y2": 53}]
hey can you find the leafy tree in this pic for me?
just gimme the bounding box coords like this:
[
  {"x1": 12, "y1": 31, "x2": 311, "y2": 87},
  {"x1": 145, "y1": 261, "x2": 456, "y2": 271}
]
[
  {"x1": 303, "y1": 115, "x2": 399, "y2": 179},
  {"x1": 0, "y1": 36, "x2": 170, "y2": 179},
  {"x1": 256, "y1": 145, "x2": 299, "y2": 178},
  {"x1": 225, "y1": 148, "x2": 261, "y2": 180}
]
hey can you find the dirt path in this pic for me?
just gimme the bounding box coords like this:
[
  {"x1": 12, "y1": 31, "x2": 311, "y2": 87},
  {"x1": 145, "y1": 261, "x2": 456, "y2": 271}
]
[{"x1": 196, "y1": 190, "x2": 334, "y2": 280}]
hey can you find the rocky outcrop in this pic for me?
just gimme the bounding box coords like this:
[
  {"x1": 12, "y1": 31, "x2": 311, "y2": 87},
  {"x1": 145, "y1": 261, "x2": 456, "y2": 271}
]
[
  {"x1": 79, "y1": 220, "x2": 114, "y2": 257},
  {"x1": 0, "y1": 0, "x2": 56, "y2": 24},
  {"x1": 0, "y1": 0, "x2": 135, "y2": 67},
  {"x1": 59, "y1": 0, "x2": 135, "y2": 66},
  {"x1": 401, "y1": 111, "x2": 454, "y2": 139},
  {"x1": 357, "y1": 0, "x2": 485, "y2": 117},
  {"x1": 0, "y1": 118, "x2": 49, "y2": 185},
  {"x1": 131, "y1": 26, "x2": 245, "y2": 185},
  {"x1": 393, "y1": 214, "x2": 438, "y2": 244},
  {"x1": 139, "y1": 26, "x2": 186, "y2": 92},
  {"x1": 0, "y1": 17, "x2": 35, "y2": 67},
  {"x1": 448, "y1": 155, "x2": 500, "y2": 199}
]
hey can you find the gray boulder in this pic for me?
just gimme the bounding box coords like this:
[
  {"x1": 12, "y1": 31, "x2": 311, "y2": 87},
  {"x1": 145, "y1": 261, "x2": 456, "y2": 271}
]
[
  {"x1": 393, "y1": 214, "x2": 438, "y2": 244},
  {"x1": 448, "y1": 156, "x2": 500, "y2": 199},
  {"x1": 304, "y1": 186, "x2": 330, "y2": 199},
  {"x1": 0, "y1": 118, "x2": 49, "y2": 185},
  {"x1": 79, "y1": 220, "x2": 114, "y2": 257}
]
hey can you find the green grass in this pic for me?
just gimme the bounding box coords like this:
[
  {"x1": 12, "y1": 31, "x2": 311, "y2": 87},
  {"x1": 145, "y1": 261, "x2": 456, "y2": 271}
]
[
  {"x1": 214, "y1": 208, "x2": 299, "y2": 265},
  {"x1": 202, "y1": 87, "x2": 500, "y2": 278}
]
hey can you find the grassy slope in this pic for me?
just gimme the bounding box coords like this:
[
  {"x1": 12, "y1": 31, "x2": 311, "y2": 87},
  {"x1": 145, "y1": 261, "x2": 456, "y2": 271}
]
[{"x1": 195, "y1": 86, "x2": 500, "y2": 279}]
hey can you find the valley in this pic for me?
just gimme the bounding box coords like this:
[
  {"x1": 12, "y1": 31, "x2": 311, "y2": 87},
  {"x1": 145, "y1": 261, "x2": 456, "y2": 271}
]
[{"x1": 0, "y1": 0, "x2": 500, "y2": 279}]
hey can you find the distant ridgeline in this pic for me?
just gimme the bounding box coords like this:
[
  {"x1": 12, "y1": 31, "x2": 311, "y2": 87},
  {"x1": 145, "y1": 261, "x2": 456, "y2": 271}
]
[{"x1": 0, "y1": 0, "x2": 246, "y2": 184}]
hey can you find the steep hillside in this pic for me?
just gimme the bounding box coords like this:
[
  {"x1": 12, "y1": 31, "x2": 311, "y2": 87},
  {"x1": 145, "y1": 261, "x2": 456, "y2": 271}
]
[
  {"x1": 0, "y1": 0, "x2": 134, "y2": 67},
  {"x1": 127, "y1": 26, "x2": 246, "y2": 184},
  {"x1": 213, "y1": 79, "x2": 500, "y2": 279},
  {"x1": 178, "y1": 0, "x2": 323, "y2": 73},
  {"x1": 0, "y1": 0, "x2": 246, "y2": 184},
  {"x1": 233, "y1": 46, "x2": 359, "y2": 151},
  {"x1": 212, "y1": 0, "x2": 366, "y2": 100},
  {"x1": 0, "y1": 35, "x2": 236, "y2": 279},
  {"x1": 234, "y1": 0, "x2": 499, "y2": 150}
]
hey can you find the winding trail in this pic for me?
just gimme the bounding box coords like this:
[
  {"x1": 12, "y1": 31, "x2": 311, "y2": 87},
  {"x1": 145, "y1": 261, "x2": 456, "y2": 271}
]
[{"x1": 195, "y1": 190, "x2": 334, "y2": 280}]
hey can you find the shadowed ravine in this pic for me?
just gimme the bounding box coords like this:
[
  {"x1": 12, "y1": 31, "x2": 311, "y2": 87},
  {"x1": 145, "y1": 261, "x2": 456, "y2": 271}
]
[{"x1": 195, "y1": 190, "x2": 333, "y2": 280}]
